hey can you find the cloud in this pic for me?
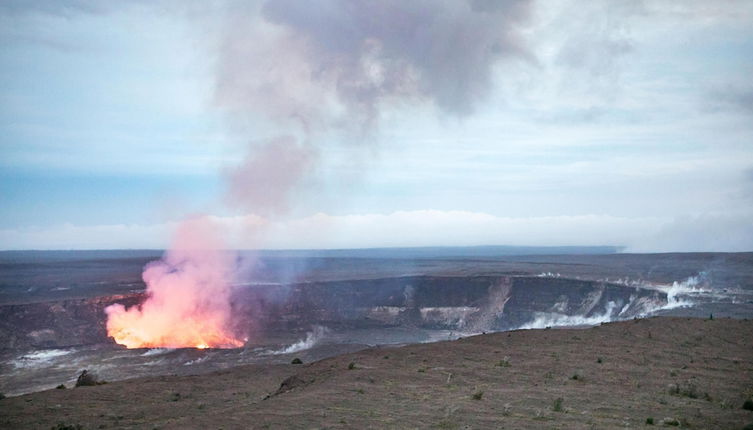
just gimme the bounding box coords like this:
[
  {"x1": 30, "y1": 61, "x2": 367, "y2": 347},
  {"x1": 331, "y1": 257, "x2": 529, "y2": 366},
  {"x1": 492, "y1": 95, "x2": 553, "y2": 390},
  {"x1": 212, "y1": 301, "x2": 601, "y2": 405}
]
[
  {"x1": 638, "y1": 213, "x2": 753, "y2": 253},
  {"x1": 705, "y1": 83, "x2": 753, "y2": 115},
  {"x1": 2, "y1": 210, "x2": 750, "y2": 252},
  {"x1": 0, "y1": 0, "x2": 110, "y2": 16}
]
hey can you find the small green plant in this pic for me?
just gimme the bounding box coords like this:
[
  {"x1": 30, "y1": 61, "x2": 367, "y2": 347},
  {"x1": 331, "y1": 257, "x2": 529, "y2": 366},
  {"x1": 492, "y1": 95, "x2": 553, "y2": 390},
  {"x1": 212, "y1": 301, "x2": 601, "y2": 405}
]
[
  {"x1": 668, "y1": 382, "x2": 698, "y2": 399},
  {"x1": 596, "y1": 357, "x2": 603, "y2": 364},
  {"x1": 291, "y1": 358, "x2": 303, "y2": 365},
  {"x1": 56, "y1": 384, "x2": 66, "y2": 389},
  {"x1": 495, "y1": 357, "x2": 511, "y2": 367},
  {"x1": 169, "y1": 392, "x2": 181, "y2": 402},
  {"x1": 743, "y1": 398, "x2": 753, "y2": 411},
  {"x1": 742, "y1": 423, "x2": 753, "y2": 430},
  {"x1": 347, "y1": 362, "x2": 356, "y2": 370},
  {"x1": 552, "y1": 397, "x2": 564, "y2": 412},
  {"x1": 471, "y1": 390, "x2": 484, "y2": 400},
  {"x1": 0, "y1": 392, "x2": 5, "y2": 400},
  {"x1": 662, "y1": 418, "x2": 680, "y2": 426},
  {"x1": 645, "y1": 417, "x2": 654, "y2": 425},
  {"x1": 417, "y1": 367, "x2": 426, "y2": 373},
  {"x1": 51, "y1": 423, "x2": 82, "y2": 430},
  {"x1": 356, "y1": 388, "x2": 364, "y2": 394}
]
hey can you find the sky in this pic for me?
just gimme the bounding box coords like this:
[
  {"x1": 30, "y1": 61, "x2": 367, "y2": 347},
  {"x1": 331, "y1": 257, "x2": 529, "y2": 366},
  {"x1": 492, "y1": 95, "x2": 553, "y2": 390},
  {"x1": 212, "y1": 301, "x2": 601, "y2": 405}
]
[{"x1": 1, "y1": 0, "x2": 752, "y2": 251}]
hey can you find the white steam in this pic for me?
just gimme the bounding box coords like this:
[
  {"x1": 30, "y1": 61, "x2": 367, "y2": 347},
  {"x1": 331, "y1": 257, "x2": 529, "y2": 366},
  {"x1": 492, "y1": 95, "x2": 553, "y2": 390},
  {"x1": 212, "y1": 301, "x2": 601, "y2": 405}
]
[
  {"x1": 518, "y1": 301, "x2": 620, "y2": 329},
  {"x1": 268, "y1": 325, "x2": 329, "y2": 355},
  {"x1": 516, "y1": 273, "x2": 717, "y2": 330}
]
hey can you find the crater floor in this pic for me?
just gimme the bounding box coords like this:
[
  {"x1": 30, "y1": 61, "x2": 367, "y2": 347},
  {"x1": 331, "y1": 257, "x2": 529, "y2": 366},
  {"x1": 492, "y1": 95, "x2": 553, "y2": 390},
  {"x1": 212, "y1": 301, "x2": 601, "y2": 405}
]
[{"x1": 2, "y1": 317, "x2": 752, "y2": 429}]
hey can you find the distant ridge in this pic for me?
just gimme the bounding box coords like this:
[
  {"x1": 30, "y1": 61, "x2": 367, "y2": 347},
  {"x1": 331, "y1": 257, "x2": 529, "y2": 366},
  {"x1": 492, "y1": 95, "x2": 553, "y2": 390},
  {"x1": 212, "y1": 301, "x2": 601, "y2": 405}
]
[
  {"x1": 0, "y1": 246, "x2": 622, "y2": 263},
  {"x1": 250, "y1": 245, "x2": 623, "y2": 259}
]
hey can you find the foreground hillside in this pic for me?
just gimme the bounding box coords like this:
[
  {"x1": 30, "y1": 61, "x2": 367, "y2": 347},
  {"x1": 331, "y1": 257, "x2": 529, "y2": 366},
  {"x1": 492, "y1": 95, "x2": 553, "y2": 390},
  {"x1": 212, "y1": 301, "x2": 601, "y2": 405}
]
[{"x1": 2, "y1": 317, "x2": 752, "y2": 429}]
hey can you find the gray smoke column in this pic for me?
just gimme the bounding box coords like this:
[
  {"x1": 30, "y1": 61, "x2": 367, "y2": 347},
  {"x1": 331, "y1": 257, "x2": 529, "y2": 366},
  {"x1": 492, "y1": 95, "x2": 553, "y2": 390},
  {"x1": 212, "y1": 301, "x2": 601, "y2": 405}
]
[
  {"x1": 216, "y1": 0, "x2": 534, "y2": 133},
  {"x1": 225, "y1": 136, "x2": 318, "y2": 216},
  {"x1": 106, "y1": 1, "x2": 537, "y2": 349},
  {"x1": 216, "y1": 0, "x2": 535, "y2": 213}
]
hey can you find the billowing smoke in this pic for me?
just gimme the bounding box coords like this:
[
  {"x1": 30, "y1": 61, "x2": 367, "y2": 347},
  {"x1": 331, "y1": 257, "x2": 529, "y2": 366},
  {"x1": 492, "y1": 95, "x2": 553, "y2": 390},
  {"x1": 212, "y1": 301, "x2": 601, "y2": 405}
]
[
  {"x1": 106, "y1": 1, "x2": 535, "y2": 348},
  {"x1": 105, "y1": 217, "x2": 244, "y2": 348},
  {"x1": 217, "y1": 0, "x2": 534, "y2": 131},
  {"x1": 225, "y1": 136, "x2": 318, "y2": 216},
  {"x1": 217, "y1": 0, "x2": 537, "y2": 213}
]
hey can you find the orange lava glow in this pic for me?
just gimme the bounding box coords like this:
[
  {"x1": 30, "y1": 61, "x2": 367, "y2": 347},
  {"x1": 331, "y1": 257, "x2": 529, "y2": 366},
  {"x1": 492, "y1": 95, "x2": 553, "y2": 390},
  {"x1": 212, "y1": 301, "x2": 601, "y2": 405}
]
[{"x1": 105, "y1": 219, "x2": 245, "y2": 349}]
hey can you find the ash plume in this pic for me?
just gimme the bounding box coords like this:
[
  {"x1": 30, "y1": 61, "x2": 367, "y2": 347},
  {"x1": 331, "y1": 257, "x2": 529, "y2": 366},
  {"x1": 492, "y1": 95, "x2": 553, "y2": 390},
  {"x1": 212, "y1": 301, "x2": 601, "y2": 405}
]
[
  {"x1": 225, "y1": 136, "x2": 318, "y2": 216},
  {"x1": 105, "y1": 1, "x2": 537, "y2": 349},
  {"x1": 216, "y1": 0, "x2": 535, "y2": 133},
  {"x1": 217, "y1": 0, "x2": 536, "y2": 211}
]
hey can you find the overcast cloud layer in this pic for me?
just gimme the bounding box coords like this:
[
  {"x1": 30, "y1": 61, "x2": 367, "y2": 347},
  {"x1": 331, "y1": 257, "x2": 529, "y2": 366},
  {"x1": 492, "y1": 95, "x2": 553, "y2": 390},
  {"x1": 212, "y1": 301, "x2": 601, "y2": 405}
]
[{"x1": 1, "y1": 0, "x2": 752, "y2": 251}]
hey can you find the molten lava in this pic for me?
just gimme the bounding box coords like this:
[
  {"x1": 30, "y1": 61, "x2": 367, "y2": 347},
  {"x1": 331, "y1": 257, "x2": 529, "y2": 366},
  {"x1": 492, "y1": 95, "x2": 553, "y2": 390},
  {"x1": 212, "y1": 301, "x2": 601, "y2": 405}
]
[{"x1": 105, "y1": 219, "x2": 244, "y2": 349}]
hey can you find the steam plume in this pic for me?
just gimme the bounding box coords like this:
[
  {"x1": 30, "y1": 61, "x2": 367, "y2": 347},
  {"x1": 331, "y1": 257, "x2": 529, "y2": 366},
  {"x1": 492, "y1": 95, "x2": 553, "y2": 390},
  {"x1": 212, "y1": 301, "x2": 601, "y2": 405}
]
[
  {"x1": 217, "y1": 0, "x2": 535, "y2": 131},
  {"x1": 106, "y1": 1, "x2": 536, "y2": 349},
  {"x1": 225, "y1": 136, "x2": 318, "y2": 216},
  {"x1": 105, "y1": 217, "x2": 243, "y2": 348}
]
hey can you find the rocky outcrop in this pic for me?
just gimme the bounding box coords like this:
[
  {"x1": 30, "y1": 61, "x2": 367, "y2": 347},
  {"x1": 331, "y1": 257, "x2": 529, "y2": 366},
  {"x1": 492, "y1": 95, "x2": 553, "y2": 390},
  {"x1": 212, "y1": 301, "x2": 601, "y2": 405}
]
[{"x1": 0, "y1": 293, "x2": 143, "y2": 349}]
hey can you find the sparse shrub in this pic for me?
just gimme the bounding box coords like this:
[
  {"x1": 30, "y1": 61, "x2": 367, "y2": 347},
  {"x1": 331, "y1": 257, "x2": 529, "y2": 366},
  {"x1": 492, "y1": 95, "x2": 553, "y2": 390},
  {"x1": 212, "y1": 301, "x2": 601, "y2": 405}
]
[
  {"x1": 356, "y1": 388, "x2": 364, "y2": 394},
  {"x1": 596, "y1": 357, "x2": 603, "y2": 364},
  {"x1": 571, "y1": 371, "x2": 583, "y2": 381},
  {"x1": 417, "y1": 367, "x2": 426, "y2": 373},
  {"x1": 502, "y1": 403, "x2": 512, "y2": 417},
  {"x1": 662, "y1": 418, "x2": 680, "y2": 426},
  {"x1": 56, "y1": 384, "x2": 66, "y2": 390},
  {"x1": 0, "y1": 392, "x2": 5, "y2": 400},
  {"x1": 169, "y1": 392, "x2": 181, "y2": 402},
  {"x1": 471, "y1": 390, "x2": 484, "y2": 400},
  {"x1": 434, "y1": 419, "x2": 457, "y2": 429},
  {"x1": 685, "y1": 385, "x2": 699, "y2": 399},
  {"x1": 743, "y1": 399, "x2": 753, "y2": 411},
  {"x1": 348, "y1": 362, "x2": 356, "y2": 370},
  {"x1": 743, "y1": 423, "x2": 753, "y2": 430},
  {"x1": 646, "y1": 417, "x2": 654, "y2": 425},
  {"x1": 495, "y1": 357, "x2": 511, "y2": 367},
  {"x1": 291, "y1": 358, "x2": 303, "y2": 365},
  {"x1": 51, "y1": 423, "x2": 82, "y2": 430},
  {"x1": 668, "y1": 382, "x2": 699, "y2": 399},
  {"x1": 552, "y1": 397, "x2": 564, "y2": 412}
]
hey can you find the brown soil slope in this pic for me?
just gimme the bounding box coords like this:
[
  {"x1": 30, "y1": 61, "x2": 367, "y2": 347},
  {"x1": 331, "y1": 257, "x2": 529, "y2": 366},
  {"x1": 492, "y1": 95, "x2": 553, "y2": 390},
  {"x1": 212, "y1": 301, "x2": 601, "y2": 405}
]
[{"x1": 2, "y1": 317, "x2": 752, "y2": 429}]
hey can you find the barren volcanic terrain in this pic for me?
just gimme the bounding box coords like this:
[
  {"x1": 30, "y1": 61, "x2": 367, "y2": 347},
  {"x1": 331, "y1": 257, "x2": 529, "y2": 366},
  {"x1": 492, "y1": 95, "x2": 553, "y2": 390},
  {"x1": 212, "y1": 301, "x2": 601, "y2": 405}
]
[{"x1": 2, "y1": 317, "x2": 752, "y2": 429}]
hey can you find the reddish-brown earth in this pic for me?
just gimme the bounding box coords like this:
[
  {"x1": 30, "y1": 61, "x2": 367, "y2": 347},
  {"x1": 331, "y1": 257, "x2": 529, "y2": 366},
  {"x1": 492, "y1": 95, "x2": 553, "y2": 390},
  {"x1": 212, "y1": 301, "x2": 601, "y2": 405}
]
[{"x1": 2, "y1": 317, "x2": 752, "y2": 429}]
